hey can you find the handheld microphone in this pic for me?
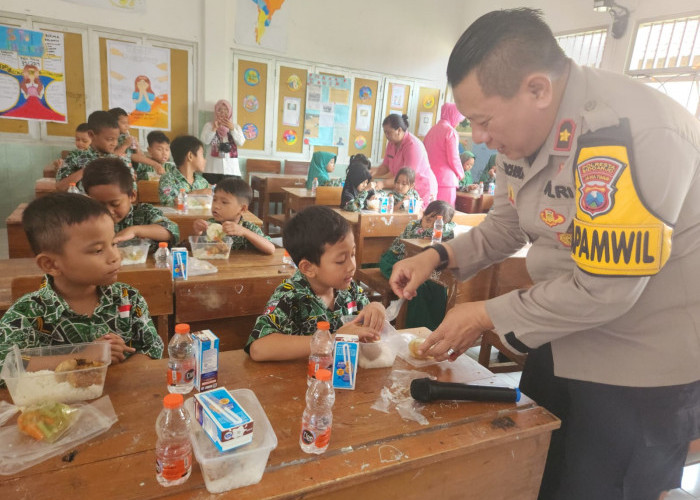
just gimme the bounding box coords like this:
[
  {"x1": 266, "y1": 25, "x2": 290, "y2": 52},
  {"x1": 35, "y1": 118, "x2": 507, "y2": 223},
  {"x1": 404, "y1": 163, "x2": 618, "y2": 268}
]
[{"x1": 410, "y1": 378, "x2": 521, "y2": 403}]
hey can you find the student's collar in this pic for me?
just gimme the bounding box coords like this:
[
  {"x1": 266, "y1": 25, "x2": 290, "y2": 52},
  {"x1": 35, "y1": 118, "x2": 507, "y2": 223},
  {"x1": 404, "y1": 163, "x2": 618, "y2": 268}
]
[{"x1": 39, "y1": 275, "x2": 108, "y2": 317}]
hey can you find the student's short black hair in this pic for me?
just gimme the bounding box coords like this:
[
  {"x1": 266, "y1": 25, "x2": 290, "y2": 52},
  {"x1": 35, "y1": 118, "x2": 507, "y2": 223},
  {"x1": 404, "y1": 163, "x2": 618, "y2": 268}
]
[
  {"x1": 170, "y1": 135, "x2": 204, "y2": 167},
  {"x1": 383, "y1": 114, "x2": 409, "y2": 131},
  {"x1": 108, "y1": 107, "x2": 128, "y2": 119},
  {"x1": 87, "y1": 111, "x2": 119, "y2": 134},
  {"x1": 423, "y1": 200, "x2": 455, "y2": 223},
  {"x1": 147, "y1": 131, "x2": 170, "y2": 147},
  {"x1": 82, "y1": 158, "x2": 134, "y2": 196},
  {"x1": 214, "y1": 177, "x2": 253, "y2": 205},
  {"x1": 23, "y1": 192, "x2": 111, "y2": 255},
  {"x1": 75, "y1": 122, "x2": 90, "y2": 133},
  {"x1": 394, "y1": 167, "x2": 415, "y2": 184},
  {"x1": 283, "y1": 205, "x2": 351, "y2": 266}
]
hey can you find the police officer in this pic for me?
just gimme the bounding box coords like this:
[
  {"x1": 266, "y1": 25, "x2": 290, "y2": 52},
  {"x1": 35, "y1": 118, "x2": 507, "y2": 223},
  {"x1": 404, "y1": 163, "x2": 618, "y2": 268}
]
[{"x1": 390, "y1": 8, "x2": 700, "y2": 500}]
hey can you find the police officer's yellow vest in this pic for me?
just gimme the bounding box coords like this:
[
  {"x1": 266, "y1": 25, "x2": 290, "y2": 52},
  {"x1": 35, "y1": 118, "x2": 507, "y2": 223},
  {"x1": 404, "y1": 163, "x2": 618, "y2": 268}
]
[{"x1": 571, "y1": 120, "x2": 672, "y2": 276}]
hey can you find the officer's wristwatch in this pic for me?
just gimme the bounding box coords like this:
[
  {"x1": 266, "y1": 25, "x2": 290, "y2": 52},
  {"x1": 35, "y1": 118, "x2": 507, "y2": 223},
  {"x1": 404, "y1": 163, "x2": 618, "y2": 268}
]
[{"x1": 422, "y1": 243, "x2": 449, "y2": 271}]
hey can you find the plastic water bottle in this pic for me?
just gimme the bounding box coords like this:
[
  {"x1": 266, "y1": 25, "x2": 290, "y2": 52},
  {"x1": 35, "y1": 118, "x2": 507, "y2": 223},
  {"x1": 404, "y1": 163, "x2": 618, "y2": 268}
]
[
  {"x1": 311, "y1": 177, "x2": 319, "y2": 195},
  {"x1": 176, "y1": 189, "x2": 186, "y2": 212},
  {"x1": 67, "y1": 183, "x2": 80, "y2": 194},
  {"x1": 167, "y1": 323, "x2": 195, "y2": 394},
  {"x1": 155, "y1": 242, "x2": 170, "y2": 269},
  {"x1": 155, "y1": 393, "x2": 193, "y2": 486},
  {"x1": 282, "y1": 250, "x2": 295, "y2": 271},
  {"x1": 431, "y1": 215, "x2": 444, "y2": 245},
  {"x1": 307, "y1": 321, "x2": 333, "y2": 385},
  {"x1": 387, "y1": 195, "x2": 394, "y2": 214},
  {"x1": 488, "y1": 182, "x2": 495, "y2": 195},
  {"x1": 300, "y1": 368, "x2": 335, "y2": 454},
  {"x1": 478, "y1": 182, "x2": 484, "y2": 195}
]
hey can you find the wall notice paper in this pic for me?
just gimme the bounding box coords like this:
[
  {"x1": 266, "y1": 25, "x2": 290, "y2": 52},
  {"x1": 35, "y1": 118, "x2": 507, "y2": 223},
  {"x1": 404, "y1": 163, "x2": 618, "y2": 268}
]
[
  {"x1": 0, "y1": 26, "x2": 67, "y2": 123},
  {"x1": 282, "y1": 96, "x2": 300, "y2": 126},
  {"x1": 391, "y1": 85, "x2": 406, "y2": 109},
  {"x1": 303, "y1": 73, "x2": 351, "y2": 147},
  {"x1": 355, "y1": 104, "x2": 372, "y2": 132},
  {"x1": 107, "y1": 40, "x2": 171, "y2": 130},
  {"x1": 417, "y1": 112, "x2": 433, "y2": 137}
]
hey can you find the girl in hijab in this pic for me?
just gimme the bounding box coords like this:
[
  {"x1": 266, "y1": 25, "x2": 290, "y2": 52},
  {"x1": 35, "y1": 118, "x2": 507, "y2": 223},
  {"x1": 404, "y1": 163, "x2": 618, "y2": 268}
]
[
  {"x1": 341, "y1": 159, "x2": 374, "y2": 212},
  {"x1": 200, "y1": 99, "x2": 245, "y2": 178},
  {"x1": 423, "y1": 103, "x2": 465, "y2": 205},
  {"x1": 305, "y1": 151, "x2": 342, "y2": 189}
]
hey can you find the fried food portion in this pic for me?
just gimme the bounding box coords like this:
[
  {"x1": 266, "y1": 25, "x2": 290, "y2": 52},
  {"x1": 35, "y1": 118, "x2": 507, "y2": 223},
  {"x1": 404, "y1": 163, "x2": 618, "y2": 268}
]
[{"x1": 54, "y1": 358, "x2": 105, "y2": 388}]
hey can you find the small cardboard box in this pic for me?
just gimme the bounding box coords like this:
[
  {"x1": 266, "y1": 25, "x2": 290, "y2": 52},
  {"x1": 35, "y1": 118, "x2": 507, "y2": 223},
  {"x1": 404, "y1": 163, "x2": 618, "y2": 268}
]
[
  {"x1": 192, "y1": 330, "x2": 219, "y2": 392},
  {"x1": 194, "y1": 387, "x2": 254, "y2": 452},
  {"x1": 332, "y1": 334, "x2": 359, "y2": 390},
  {"x1": 171, "y1": 247, "x2": 188, "y2": 280}
]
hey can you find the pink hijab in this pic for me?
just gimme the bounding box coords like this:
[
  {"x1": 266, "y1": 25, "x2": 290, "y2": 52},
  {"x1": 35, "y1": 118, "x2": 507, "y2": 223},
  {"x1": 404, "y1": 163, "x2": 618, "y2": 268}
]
[
  {"x1": 214, "y1": 99, "x2": 233, "y2": 138},
  {"x1": 440, "y1": 102, "x2": 465, "y2": 128}
]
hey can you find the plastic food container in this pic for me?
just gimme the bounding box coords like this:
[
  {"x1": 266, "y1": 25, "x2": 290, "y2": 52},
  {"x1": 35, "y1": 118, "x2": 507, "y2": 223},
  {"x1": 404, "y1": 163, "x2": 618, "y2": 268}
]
[
  {"x1": 186, "y1": 389, "x2": 278, "y2": 493},
  {"x1": 189, "y1": 236, "x2": 233, "y2": 260},
  {"x1": 186, "y1": 193, "x2": 213, "y2": 211},
  {"x1": 0, "y1": 342, "x2": 111, "y2": 406},
  {"x1": 117, "y1": 239, "x2": 150, "y2": 265}
]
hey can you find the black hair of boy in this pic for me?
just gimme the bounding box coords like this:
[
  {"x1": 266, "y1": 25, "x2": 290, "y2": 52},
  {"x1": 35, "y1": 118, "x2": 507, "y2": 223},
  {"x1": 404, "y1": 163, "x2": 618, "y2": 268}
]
[
  {"x1": 23, "y1": 192, "x2": 111, "y2": 255},
  {"x1": 87, "y1": 110, "x2": 119, "y2": 134},
  {"x1": 147, "y1": 130, "x2": 170, "y2": 147},
  {"x1": 108, "y1": 107, "x2": 128, "y2": 119},
  {"x1": 283, "y1": 205, "x2": 351, "y2": 266},
  {"x1": 76, "y1": 122, "x2": 90, "y2": 133},
  {"x1": 423, "y1": 200, "x2": 455, "y2": 223},
  {"x1": 82, "y1": 158, "x2": 134, "y2": 196},
  {"x1": 215, "y1": 177, "x2": 253, "y2": 205},
  {"x1": 395, "y1": 167, "x2": 416, "y2": 184},
  {"x1": 170, "y1": 135, "x2": 204, "y2": 167}
]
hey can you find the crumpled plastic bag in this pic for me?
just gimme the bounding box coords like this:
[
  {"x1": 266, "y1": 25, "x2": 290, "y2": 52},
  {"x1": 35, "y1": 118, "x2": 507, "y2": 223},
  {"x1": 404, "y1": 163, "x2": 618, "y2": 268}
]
[
  {"x1": 358, "y1": 321, "x2": 404, "y2": 369},
  {"x1": 371, "y1": 369, "x2": 435, "y2": 425},
  {"x1": 0, "y1": 395, "x2": 118, "y2": 475}
]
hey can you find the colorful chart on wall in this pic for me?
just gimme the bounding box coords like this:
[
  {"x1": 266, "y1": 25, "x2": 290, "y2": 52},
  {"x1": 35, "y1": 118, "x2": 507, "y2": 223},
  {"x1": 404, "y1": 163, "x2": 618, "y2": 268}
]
[
  {"x1": 283, "y1": 129, "x2": 297, "y2": 145},
  {"x1": 106, "y1": 40, "x2": 170, "y2": 129},
  {"x1": 244, "y1": 68, "x2": 260, "y2": 86},
  {"x1": 354, "y1": 135, "x2": 367, "y2": 150},
  {"x1": 234, "y1": 0, "x2": 289, "y2": 53},
  {"x1": 0, "y1": 26, "x2": 67, "y2": 123},
  {"x1": 287, "y1": 74, "x2": 301, "y2": 91},
  {"x1": 242, "y1": 122, "x2": 258, "y2": 140},
  {"x1": 358, "y1": 86, "x2": 372, "y2": 100},
  {"x1": 303, "y1": 73, "x2": 351, "y2": 147},
  {"x1": 242, "y1": 94, "x2": 259, "y2": 112},
  {"x1": 423, "y1": 95, "x2": 435, "y2": 109}
]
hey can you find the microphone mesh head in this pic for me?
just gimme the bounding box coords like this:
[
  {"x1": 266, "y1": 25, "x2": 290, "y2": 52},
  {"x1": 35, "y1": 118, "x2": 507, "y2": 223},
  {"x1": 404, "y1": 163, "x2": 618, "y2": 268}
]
[{"x1": 410, "y1": 378, "x2": 432, "y2": 402}]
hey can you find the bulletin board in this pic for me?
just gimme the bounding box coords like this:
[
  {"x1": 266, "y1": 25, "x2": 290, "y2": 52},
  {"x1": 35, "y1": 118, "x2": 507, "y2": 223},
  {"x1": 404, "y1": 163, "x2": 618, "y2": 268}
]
[
  {"x1": 99, "y1": 37, "x2": 189, "y2": 138},
  {"x1": 314, "y1": 145, "x2": 338, "y2": 155},
  {"x1": 381, "y1": 81, "x2": 412, "y2": 159},
  {"x1": 414, "y1": 86, "x2": 441, "y2": 139},
  {"x1": 302, "y1": 73, "x2": 351, "y2": 149},
  {"x1": 0, "y1": 21, "x2": 27, "y2": 134},
  {"x1": 237, "y1": 58, "x2": 267, "y2": 151},
  {"x1": 348, "y1": 77, "x2": 378, "y2": 157},
  {"x1": 46, "y1": 31, "x2": 86, "y2": 137},
  {"x1": 276, "y1": 65, "x2": 307, "y2": 154}
]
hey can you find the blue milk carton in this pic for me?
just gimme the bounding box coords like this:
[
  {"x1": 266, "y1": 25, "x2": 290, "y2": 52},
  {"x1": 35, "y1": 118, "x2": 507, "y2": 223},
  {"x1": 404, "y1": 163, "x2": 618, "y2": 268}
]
[
  {"x1": 191, "y1": 330, "x2": 219, "y2": 392},
  {"x1": 171, "y1": 247, "x2": 188, "y2": 280},
  {"x1": 332, "y1": 334, "x2": 359, "y2": 390}
]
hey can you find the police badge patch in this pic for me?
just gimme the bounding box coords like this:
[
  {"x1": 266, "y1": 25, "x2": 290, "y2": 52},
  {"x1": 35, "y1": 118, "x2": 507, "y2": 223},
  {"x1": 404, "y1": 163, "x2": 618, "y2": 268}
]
[{"x1": 576, "y1": 156, "x2": 625, "y2": 218}]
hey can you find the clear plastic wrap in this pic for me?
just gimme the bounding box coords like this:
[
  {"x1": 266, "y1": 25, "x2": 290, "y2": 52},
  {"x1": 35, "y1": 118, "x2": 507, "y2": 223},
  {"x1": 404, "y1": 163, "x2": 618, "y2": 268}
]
[{"x1": 371, "y1": 369, "x2": 434, "y2": 425}]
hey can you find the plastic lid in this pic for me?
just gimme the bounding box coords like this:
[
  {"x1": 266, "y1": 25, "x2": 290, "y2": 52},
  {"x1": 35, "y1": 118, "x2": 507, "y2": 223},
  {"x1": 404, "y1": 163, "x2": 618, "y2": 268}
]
[
  {"x1": 283, "y1": 250, "x2": 290, "y2": 256},
  {"x1": 437, "y1": 215, "x2": 443, "y2": 219},
  {"x1": 174, "y1": 323, "x2": 190, "y2": 334},
  {"x1": 315, "y1": 369, "x2": 331, "y2": 381},
  {"x1": 158, "y1": 242, "x2": 168, "y2": 248},
  {"x1": 163, "y1": 393, "x2": 184, "y2": 409},
  {"x1": 69, "y1": 182, "x2": 76, "y2": 186},
  {"x1": 316, "y1": 321, "x2": 330, "y2": 330},
  {"x1": 179, "y1": 188, "x2": 185, "y2": 192}
]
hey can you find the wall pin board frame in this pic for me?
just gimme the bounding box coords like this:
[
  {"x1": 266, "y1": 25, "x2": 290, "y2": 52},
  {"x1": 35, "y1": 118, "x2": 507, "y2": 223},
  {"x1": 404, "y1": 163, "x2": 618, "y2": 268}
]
[
  {"x1": 349, "y1": 77, "x2": 379, "y2": 158},
  {"x1": 276, "y1": 65, "x2": 307, "y2": 154},
  {"x1": 414, "y1": 86, "x2": 441, "y2": 139},
  {"x1": 381, "y1": 80, "x2": 412, "y2": 160},
  {"x1": 237, "y1": 59, "x2": 268, "y2": 151}
]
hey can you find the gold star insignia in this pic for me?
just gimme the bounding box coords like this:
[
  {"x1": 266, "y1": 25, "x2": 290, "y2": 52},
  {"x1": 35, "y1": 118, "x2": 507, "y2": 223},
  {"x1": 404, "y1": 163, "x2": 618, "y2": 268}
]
[{"x1": 559, "y1": 129, "x2": 571, "y2": 142}]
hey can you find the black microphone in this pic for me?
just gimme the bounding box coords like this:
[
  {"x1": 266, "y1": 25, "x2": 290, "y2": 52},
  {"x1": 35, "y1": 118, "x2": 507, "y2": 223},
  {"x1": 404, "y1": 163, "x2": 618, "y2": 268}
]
[{"x1": 410, "y1": 378, "x2": 521, "y2": 403}]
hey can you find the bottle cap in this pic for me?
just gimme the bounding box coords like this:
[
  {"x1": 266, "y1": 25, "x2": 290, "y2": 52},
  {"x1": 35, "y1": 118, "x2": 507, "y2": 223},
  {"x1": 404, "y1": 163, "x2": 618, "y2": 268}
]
[
  {"x1": 163, "y1": 393, "x2": 184, "y2": 409},
  {"x1": 315, "y1": 369, "x2": 331, "y2": 381},
  {"x1": 283, "y1": 250, "x2": 290, "y2": 256},
  {"x1": 158, "y1": 242, "x2": 168, "y2": 248},
  {"x1": 174, "y1": 323, "x2": 190, "y2": 334},
  {"x1": 437, "y1": 215, "x2": 443, "y2": 219},
  {"x1": 179, "y1": 188, "x2": 185, "y2": 192},
  {"x1": 317, "y1": 321, "x2": 330, "y2": 330}
]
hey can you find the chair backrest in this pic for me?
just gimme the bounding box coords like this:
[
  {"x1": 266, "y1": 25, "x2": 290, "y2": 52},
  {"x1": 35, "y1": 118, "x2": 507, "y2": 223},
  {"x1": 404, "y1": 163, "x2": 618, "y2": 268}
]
[
  {"x1": 452, "y1": 212, "x2": 486, "y2": 226},
  {"x1": 35, "y1": 178, "x2": 57, "y2": 198},
  {"x1": 245, "y1": 159, "x2": 281, "y2": 178},
  {"x1": 43, "y1": 160, "x2": 60, "y2": 179},
  {"x1": 355, "y1": 212, "x2": 417, "y2": 266},
  {"x1": 284, "y1": 160, "x2": 310, "y2": 176},
  {"x1": 137, "y1": 180, "x2": 161, "y2": 204},
  {"x1": 315, "y1": 186, "x2": 342, "y2": 206}
]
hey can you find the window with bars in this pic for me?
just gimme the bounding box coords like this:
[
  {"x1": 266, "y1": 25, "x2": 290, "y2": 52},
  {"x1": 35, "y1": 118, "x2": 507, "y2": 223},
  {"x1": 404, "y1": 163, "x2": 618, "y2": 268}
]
[{"x1": 556, "y1": 29, "x2": 607, "y2": 68}]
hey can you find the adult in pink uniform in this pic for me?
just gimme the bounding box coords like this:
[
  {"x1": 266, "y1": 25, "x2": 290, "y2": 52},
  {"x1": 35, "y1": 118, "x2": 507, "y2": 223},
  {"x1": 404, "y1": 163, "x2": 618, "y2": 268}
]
[
  {"x1": 374, "y1": 114, "x2": 437, "y2": 207},
  {"x1": 423, "y1": 103, "x2": 465, "y2": 205}
]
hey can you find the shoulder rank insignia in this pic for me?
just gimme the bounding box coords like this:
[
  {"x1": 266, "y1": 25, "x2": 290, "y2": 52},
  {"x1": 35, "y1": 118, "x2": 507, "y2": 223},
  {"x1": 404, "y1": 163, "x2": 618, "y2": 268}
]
[{"x1": 554, "y1": 119, "x2": 576, "y2": 151}]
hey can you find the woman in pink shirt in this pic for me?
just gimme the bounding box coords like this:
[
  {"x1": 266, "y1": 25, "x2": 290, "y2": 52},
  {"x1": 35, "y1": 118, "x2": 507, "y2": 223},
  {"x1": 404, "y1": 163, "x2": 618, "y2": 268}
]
[
  {"x1": 423, "y1": 103, "x2": 465, "y2": 205},
  {"x1": 374, "y1": 114, "x2": 437, "y2": 207}
]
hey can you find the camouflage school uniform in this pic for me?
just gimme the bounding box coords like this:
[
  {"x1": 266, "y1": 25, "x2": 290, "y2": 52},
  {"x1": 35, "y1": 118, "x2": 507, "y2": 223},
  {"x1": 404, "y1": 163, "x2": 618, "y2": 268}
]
[
  {"x1": 245, "y1": 270, "x2": 370, "y2": 353},
  {"x1": 158, "y1": 168, "x2": 210, "y2": 206},
  {"x1": 57, "y1": 147, "x2": 135, "y2": 192},
  {"x1": 116, "y1": 204, "x2": 180, "y2": 251},
  {"x1": 0, "y1": 276, "x2": 163, "y2": 367},
  {"x1": 458, "y1": 171, "x2": 474, "y2": 191},
  {"x1": 204, "y1": 217, "x2": 270, "y2": 251},
  {"x1": 136, "y1": 160, "x2": 176, "y2": 181},
  {"x1": 389, "y1": 187, "x2": 420, "y2": 208},
  {"x1": 342, "y1": 189, "x2": 371, "y2": 212}
]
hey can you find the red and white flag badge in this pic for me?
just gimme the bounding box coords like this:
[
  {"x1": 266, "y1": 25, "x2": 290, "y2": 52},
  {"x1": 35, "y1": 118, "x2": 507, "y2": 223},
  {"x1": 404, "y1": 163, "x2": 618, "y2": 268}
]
[
  {"x1": 347, "y1": 301, "x2": 357, "y2": 314},
  {"x1": 118, "y1": 304, "x2": 131, "y2": 318}
]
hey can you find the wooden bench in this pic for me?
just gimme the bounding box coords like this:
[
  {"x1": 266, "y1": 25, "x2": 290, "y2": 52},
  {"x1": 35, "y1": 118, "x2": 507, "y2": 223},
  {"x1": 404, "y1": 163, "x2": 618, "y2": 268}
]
[
  {"x1": 136, "y1": 179, "x2": 161, "y2": 204},
  {"x1": 283, "y1": 160, "x2": 310, "y2": 176},
  {"x1": 315, "y1": 186, "x2": 342, "y2": 206},
  {"x1": 246, "y1": 159, "x2": 282, "y2": 215},
  {"x1": 35, "y1": 177, "x2": 57, "y2": 198},
  {"x1": 11, "y1": 268, "x2": 174, "y2": 348}
]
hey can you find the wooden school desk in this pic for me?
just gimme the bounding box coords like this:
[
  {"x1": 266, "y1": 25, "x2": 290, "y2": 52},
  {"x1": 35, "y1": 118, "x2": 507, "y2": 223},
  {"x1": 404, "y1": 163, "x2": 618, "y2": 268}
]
[
  {"x1": 156, "y1": 207, "x2": 263, "y2": 244},
  {"x1": 34, "y1": 177, "x2": 57, "y2": 198},
  {"x1": 455, "y1": 192, "x2": 494, "y2": 214},
  {"x1": 0, "y1": 346, "x2": 559, "y2": 499},
  {"x1": 249, "y1": 173, "x2": 306, "y2": 233}
]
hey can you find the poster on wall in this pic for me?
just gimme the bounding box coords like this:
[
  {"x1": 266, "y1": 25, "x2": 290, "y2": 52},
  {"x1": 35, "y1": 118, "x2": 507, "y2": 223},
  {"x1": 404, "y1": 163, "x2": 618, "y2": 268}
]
[
  {"x1": 0, "y1": 26, "x2": 67, "y2": 123},
  {"x1": 107, "y1": 40, "x2": 170, "y2": 130},
  {"x1": 303, "y1": 73, "x2": 351, "y2": 147},
  {"x1": 234, "y1": 0, "x2": 290, "y2": 53}
]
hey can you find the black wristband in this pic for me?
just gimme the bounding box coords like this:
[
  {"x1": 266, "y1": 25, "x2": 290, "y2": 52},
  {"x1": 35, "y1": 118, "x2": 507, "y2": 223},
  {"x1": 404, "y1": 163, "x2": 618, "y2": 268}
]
[{"x1": 422, "y1": 243, "x2": 449, "y2": 271}]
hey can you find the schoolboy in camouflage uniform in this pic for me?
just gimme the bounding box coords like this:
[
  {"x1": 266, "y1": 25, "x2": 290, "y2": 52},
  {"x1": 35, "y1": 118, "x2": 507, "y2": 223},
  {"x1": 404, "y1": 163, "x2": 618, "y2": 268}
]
[
  {"x1": 109, "y1": 107, "x2": 164, "y2": 179},
  {"x1": 246, "y1": 205, "x2": 386, "y2": 361},
  {"x1": 138, "y1": 130, "x2": 175, "y2": 180},
  {"x1": 82, "y1": 158, "x2": 179, "y2": 252},
  {"x1": 0, "y1": 193, "x2": 163, "y2": 368},
  {"x1": 56, "y1": 110, "x2": 134, "y2": 192},
  {"x1": 193, "y1": 177, "x2": 274, "y2": 254},
  {"x1": 158, "y1": 135, "x2": 211, "y2": 206}
]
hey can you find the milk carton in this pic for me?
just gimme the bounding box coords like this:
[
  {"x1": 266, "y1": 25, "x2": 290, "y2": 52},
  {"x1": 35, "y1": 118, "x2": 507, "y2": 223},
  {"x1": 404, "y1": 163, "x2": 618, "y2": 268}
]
[
  {"x1": 332, "y1": 334, "x2": 359, "y2": 390},
  {"x1": 192, "y1": 330, "x2": 219, "y2": 392},
  {"x1": 171, "y1": 247, "x2": 188, "y2": 280},
  {"x1": 194, "y1": 387, "x2": 254, "y2": 452}
]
